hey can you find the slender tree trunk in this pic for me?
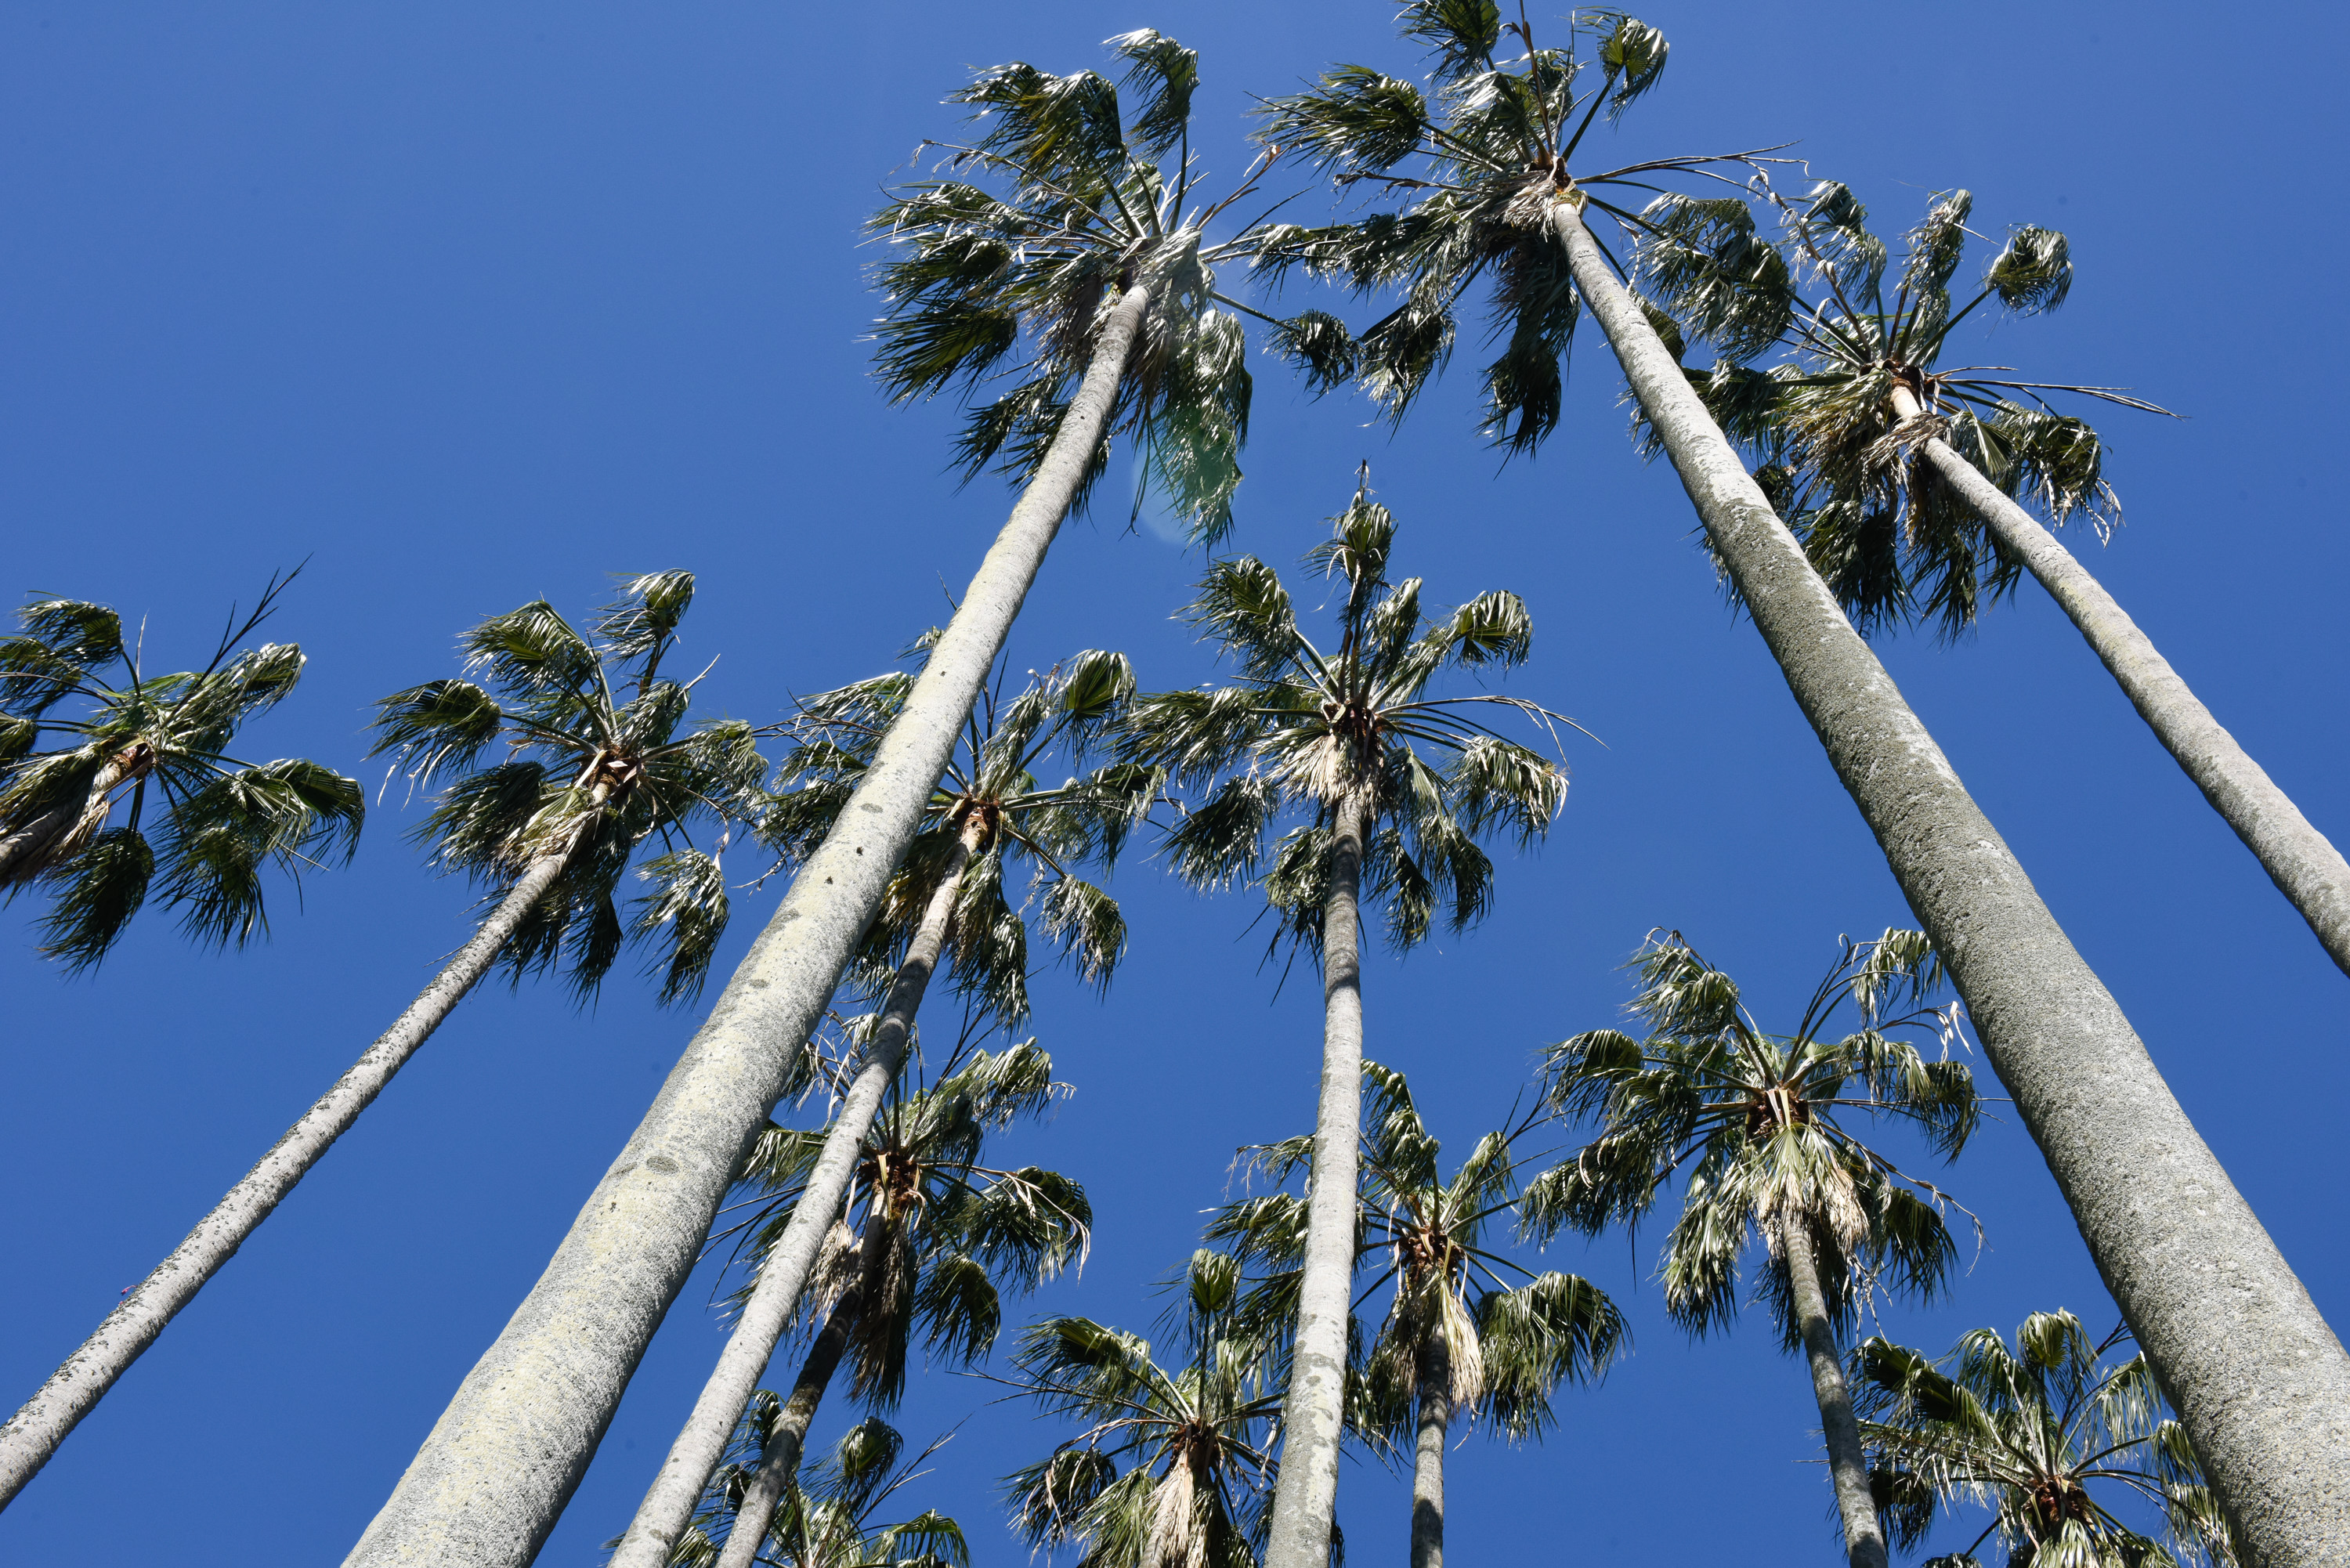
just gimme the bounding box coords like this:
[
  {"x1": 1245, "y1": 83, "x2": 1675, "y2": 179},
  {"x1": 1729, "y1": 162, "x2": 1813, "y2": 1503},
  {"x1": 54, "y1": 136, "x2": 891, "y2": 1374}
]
[
  {"x1": 1775, "y1": 1217, "x2": 1888, "y2": 1568},
  {"x1": 1410, "y1": 1332, "x2": 1450, "y2": 1568},
  {"x1": 1889, "y1": 387, "x2": 2350, "y2": 981},
  {"x1": 612, "y1": 834, "x2": 970, "y2": 1568},
  {"x1": 0, "y1": 850, "x2": 568, "y2": 1511},
  {"x1": 1553, "y1": 196, "x2": 2350, "y2": 1566},
  {"x1": 345, "y1": 285, "x2": 1144, "y2": 1568},
  {"x1": 1264, "y1": 791, "x2": 1368, "y2": 1568},
  {"x1": 710, "y1": 1218, "x2": 891, "y2": 1568}
]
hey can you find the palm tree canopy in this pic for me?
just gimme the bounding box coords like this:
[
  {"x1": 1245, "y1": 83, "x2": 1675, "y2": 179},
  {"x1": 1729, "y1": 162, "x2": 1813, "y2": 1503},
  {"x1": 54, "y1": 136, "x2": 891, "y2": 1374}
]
[
  {"x1": 1527, "y1": 929, "x2": 1979, "y2": 1349},
  {"x1": 0, "y1": 573, "x2": 363, "y2": 969},
  {"x1": 369, "y1": 569, "x2": 771, "y2": 1003},
  {"x1": 999, "y1": 1248, "x2": 1288, "y2": 1568},
  {"x1": 1211, "y1": 1061, "x2": 1626, "y2": 1453},
  {"x1": 674, "y1": 1415, "x2": 968, "y2": 1568},
  {"x1": 728, "y1": 1039, "x2": 1091, "y2": 1412},
  {"x1": 870, "y1": 29, "x2": 1327, "y2": 542},
  {"x1": 1252, "y1": 6, "x2": 1762, "y2": 451},
  {"x1": 757, "y1": 645, "x2": 1156, "y2": 1027},
  {"x1": 1120, "y1": 475, "x2": 1571, "y2": 959},
  {"x1": 1855, "y1": 1309, "x2": 2239, "y2": 1568},
  {"x1": 1636, "y1": 177, "x2": 2173, "y2": 638}
]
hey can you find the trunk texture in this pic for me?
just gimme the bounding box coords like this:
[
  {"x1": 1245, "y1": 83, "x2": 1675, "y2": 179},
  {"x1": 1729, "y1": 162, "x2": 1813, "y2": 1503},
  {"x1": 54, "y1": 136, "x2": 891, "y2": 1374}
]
[
  {"x1": 1777, "y1": 1218, "x2": 1889, "y2": 1568},
  {"x1": 343, "y1": 283, "x2": 1151, "y2": 1568},
  {"x1": 613, "y1": 841, "x2": 968, "y2": 1568},
  {"x1": 1410, "y1": 1333, "x2": 1449, "y2": 1568},
  {"x1": 1556, "y1": 197, "x2": 2350, "y2": 1566},
  {"x1": 711, "y1": 1216, "x2": 889, "y2": 1568},
  {"x1": 0, "y1": 851, "x2": 568, "y2": 1511},
  {"x1": 1264, "y1": 791, "x2": 1368, "y2": 1568},
  {"x1": 1897, "y1": 393, "x2": 2350, "y2": 981}
]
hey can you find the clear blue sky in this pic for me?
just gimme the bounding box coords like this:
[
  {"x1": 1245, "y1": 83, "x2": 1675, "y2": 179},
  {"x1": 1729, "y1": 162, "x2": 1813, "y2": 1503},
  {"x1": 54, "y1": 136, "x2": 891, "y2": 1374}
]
[{"x1": 2, "y1": 3, "x2": 2342, "y2": 1563}]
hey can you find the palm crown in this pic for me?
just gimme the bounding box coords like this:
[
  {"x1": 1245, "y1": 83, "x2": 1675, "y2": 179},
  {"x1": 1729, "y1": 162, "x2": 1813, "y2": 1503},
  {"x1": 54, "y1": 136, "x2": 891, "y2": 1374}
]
[
  {"x1": 1254, "y1": 6, "x2": 1754, "y2": 450},
  {"x1": 1211, "y1": 1062, "x2": 1626, "y2": 1452},
  {"x1": 872, "y1": 29, "x2": 1319, "y2": 541},
  {"x1": 1000, "y1": 1249, "x2": 1287, "y2": 1568},
  {"x1": 1528, "y1": 929, "x2": 1979, "y2": 1346},
  {"x1": 1854, "y1": 1310, "x2": 2239, "y2": 1568},
  {"x1": 758, "y1": 645, "x2": 1155, "y2": 1026},
  {"x1": 369, "y1": 571, "x2": 770, "y2": 1003},
  {"x1": 726, "y1": 1039, "x2": 1090, "y2": 1414},
  {"x1": 0, "y1": 576, "x2": 363, "y2": 970},
  {"x1": 677, "y1": 1417, "x2": 967, "y2": 1568},
  {"x1": 1121, "y1": 476, "x2": 1570, "y2": 957},
  {"x1": 1638, "y1": 178, "x2": 2170, "y2": 637}
]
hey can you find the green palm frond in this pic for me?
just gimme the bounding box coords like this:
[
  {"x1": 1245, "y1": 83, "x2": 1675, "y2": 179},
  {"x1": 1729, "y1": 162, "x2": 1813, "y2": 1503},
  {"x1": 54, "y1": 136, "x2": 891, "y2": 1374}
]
[
  {"x1": 1855, "y1": 1312, "x2": 2240, "y2": 1568},
  {"x1": 870, "y1": 35, "x2": 1321, "y2": 546},
  {"x1": 1535, "y1": 928, "x2": 1980, "y2": 1349},
  {"x1": 1126, "y1": 475, "x2": 1571, "y2": 966},
  {"x1": 370, "y1": 571, "x2": 773, "y2": 1004},
  {"x1": 0, "y1": 576, "x2": 363, "y2": 970}
]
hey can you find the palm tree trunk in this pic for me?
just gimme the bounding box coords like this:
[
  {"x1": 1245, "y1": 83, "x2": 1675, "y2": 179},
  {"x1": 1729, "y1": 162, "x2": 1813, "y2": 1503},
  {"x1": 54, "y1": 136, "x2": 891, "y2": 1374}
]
[
  {"x1": 1411, "y1": 1332, "x2": 1450, "y2": 1568},
  {"x1": 612, "y1": 834, "x2": 970, "y2": 1568},
  {"x1": 710, "y1": 1218, "x2": 890, "y2": 1568},
  {"x1": 1552, "y1": 196, "x2": 2350, "y2": 1566},
  {"x1": 1889, "y1": 387, "x2": 2350, "y2": 981},
  {"x1": 342, "y1": 283, "x2": 1148, "y2": 1568},
  {"x1": 1775, "y1": 1217, "x2": 1887, "y2": 1568},
  {"x1": 1264, "y1": 790, "x2": 1368, "y2": 1568},
  {"x1": 0, "y1": 850, "x2": 569, "y2": 1510}
]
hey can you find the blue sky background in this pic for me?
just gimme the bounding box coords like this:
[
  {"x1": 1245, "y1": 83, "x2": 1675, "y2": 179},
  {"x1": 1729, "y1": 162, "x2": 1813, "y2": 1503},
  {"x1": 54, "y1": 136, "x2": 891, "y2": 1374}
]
[{"x1": 2, "y1": 3, "x2": 2343, "y2": 1563}]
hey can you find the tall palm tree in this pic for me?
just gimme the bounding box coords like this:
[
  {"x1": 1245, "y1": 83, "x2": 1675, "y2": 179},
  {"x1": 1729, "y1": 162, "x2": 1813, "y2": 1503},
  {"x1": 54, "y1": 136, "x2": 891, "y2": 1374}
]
[
  {"x1": 0, "y1": 574, "x2": 361, "y2": 969},
  {"x1": 1256, "y1": 13, "x2": 2350, "y2": 1559},
  {"x1": 1119, "y1": 477, "x2": 1573, "y2": 1568},
  {"x1": 0, "y1": 572, "x2": 762, "y2": 1508},
  {"x1": 671, "y1": 1417, "x2": 967, "y2": 1568},
  {"x1": 1212, "y1": 1063, "x2": 1625, "y2": 1568},
  {"x1": 345, "y1": 37, "x2": 1338, "y2": 1564},
  {"x1": 1000, "y1": 1249, "x2": 1288, "y2": 1568},
  {"x1": 1854, "y1": 1309, "x2": 2240, "y2": 1567},
  {"x1": 613, "y1": 652, "x2": 1146, "y2": 1568},
  {"x1": 1528, "y1": 929, "x2": 1978, "y2": 1568},
  {"x1": 673, "y1": 1039, "x2": 1090, "y2": 1568},
  {"x1": 1636, "y1": 175, "x2": 2350, "y2": 983}
]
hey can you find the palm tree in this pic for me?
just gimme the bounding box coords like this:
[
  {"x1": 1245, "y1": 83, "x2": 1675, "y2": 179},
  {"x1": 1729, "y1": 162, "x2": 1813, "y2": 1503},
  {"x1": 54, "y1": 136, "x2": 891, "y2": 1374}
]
[
  {"x1": 1119, "y1": 476, "x2": 1573, "y2": 1568},
  {"x1": 1000, "y1": 1249, "x2": 1288, "y2": 1568},
  {"x1": 671, "y1": 1417, "x2": 967, "y2": 1568},
  {"x1": 1854, "y1": 1309, "x2": 2240, "y2": 1567},
  {"x1": 613, "y1": 652, "x2": 1146, "y2": 1567},
  {"x1": 0, "y1": 572, "x2": 763, "y2": 1508},
  {"x1": 345, "y1": 37, "x2": 1339, "y2": 1563},
  {"x1": 1528, "y1": 929, "x2": 1978, "y2": 1568},
  {"x1": 1256, "y1": 13, "x2": 2350, "y2": 1559},
  {"x1": 1636, "y1": 176, "x2": 2350, "y2": 984},
  {"x1": 674, "y1": 1039, "x2": 1090, "y2": 1568},
  {"x1": 1212, "y1": 1063, "x2": 1626, "y2": 1568},
  {"x1": 0, "y1": 573, "x2": 361, "y2": 968}
]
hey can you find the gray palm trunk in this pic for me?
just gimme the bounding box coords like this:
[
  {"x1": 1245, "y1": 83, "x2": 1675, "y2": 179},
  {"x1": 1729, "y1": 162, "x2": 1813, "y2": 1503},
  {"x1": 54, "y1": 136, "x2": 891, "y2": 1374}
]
[
  {"x1": 1410, "y1": 1332, "x2": 1450, "y2": 1568},
  {"x1": 342, "y1": 283, "x2": 1152, "y2": 1568},
  {"x1": 0, "y1": 847, "x2": 571, "y2": 1510},
  {"x1": 1264, "y1": 791, "x2": 1369, "y2": 1568},
  {"x1": 711, "y1": 1216, "x2": 891, "y2": 1568},
  {"x1": 1553, "y1": 195, "x2": 2350, "y2": 1565},
  {"x1": 1887, "y1": 387, "x2": 2350, "y2": 982},
  {"x1": 613, "y1": 830, "x2": 972, "y2": 1568},
  {"x1": 1775, "y1": 1216, "x2": 1888, "y2": 1568}
]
